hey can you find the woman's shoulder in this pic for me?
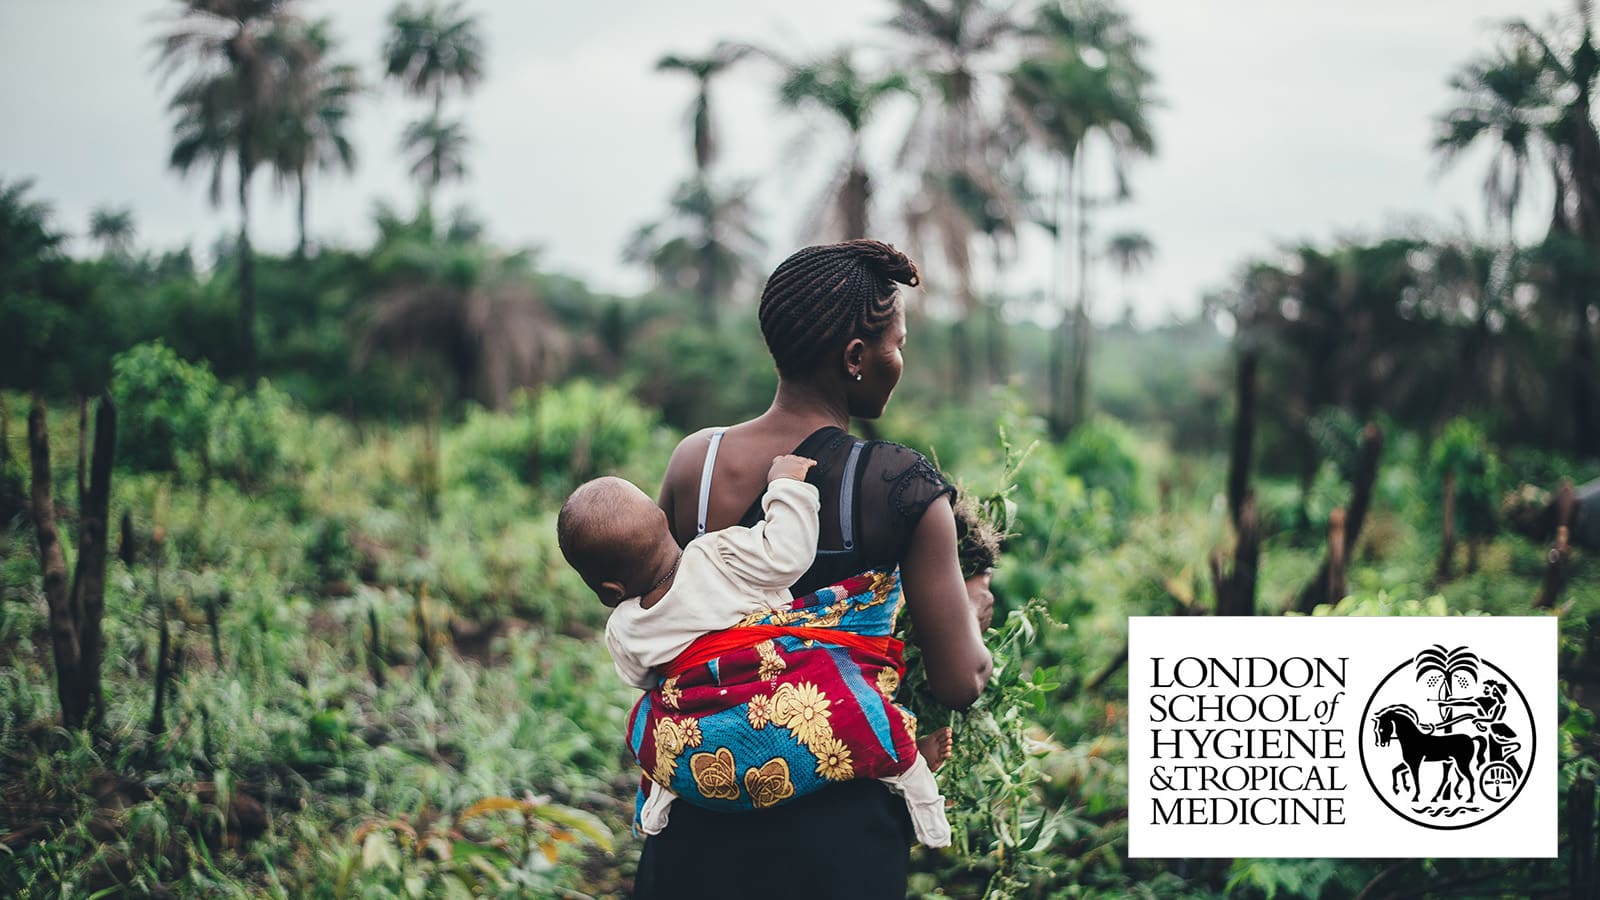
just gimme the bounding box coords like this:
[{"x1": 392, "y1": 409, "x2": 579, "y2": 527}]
[
  {"x1": 859, "y1": 439, "x2": 957, "y2": 527},
  {"x1": 662, "y1": 426, "x2": 723, "y2": 478}
]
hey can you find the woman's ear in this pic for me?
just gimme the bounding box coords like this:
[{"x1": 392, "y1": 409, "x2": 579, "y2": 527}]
[{"x1": 842, "y1": 337, "x2": 867, "y2": 378}]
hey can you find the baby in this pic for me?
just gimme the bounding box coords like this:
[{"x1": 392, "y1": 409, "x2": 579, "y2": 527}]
[{"x1": 557, "y1": 454, "x2": 953, "y2": 846}]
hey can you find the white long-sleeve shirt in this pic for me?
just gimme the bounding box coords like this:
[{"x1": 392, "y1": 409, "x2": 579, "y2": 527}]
[{"x1": 604, "y1": 477, "x2": 820, "y2": 689}]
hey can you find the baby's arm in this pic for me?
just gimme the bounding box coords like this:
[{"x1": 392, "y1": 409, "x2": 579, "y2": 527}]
[{"x1": 711, "y1": 455, "x2": 821, "y2": 590}]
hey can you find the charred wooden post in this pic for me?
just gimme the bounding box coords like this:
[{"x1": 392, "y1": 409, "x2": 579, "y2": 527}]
[
  {"x1": 1569, "y1": 773, "x2": 1597, "y2": 900},
  {"x1": 1228, "y1": 351, "x2": 1258, "y2": 529},
  {"x1": 149, "y1": 527, "x2": 171, "y2": 736},
  {"x1": 73, "y1": 393, "x2": 115, "y2": 727},
  {"x1": 421, "y1": 396, "x2": 441, "y2": 524},
  {"x1": 207, "y1": 591, "x2": 225, "y2": 667},
  {"x1": 1208, "y1": 550, "x2": 1226, "y2": 613},
  {"x1": 1557, "y1": 478, "x2": 1578, "y2": 538},
  {"x1": 29, "y1": 396, "x2": 84, "y2": 727},
  {"x1": 368, "y1": 604, "x2": 385, "y2": 688},
  {"x1": 1537, "y1": 526, "x2": 1570, "y2": 609},
  {"x1": 1327, "y1": 508, "x2": 1347, "y2": 606},
  {"x1": 118, "y1": 509, "x2": 136, "y2": 567},
  {"x1": 1295, "y1": 424, "x2": 1383, "y2": 614}
]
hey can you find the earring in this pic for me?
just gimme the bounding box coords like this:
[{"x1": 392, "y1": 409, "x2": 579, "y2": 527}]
[{"x1": 854, "y1": 373, "x2": 863, "y2": 382}]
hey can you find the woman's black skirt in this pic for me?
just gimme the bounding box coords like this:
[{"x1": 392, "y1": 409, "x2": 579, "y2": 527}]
[{"x1": 632, "y1": 778, "x2": 914, "y2": 899}]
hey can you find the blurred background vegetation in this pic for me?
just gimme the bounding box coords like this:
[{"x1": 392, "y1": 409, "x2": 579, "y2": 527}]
[{"x1": 2, "y1": 0, "x2": 1599, "y2": 897}]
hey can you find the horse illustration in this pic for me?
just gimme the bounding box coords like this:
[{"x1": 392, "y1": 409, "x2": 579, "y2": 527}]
[{"x1": 1371, "y1": 704, "x2": 1487, "y2": 804}]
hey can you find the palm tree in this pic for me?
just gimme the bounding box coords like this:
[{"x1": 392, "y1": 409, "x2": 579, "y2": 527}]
[
  {"x1": 1010, "y1": 0, "x2": 1157, "y2": 436},
  {"x1": 1506, "y1": 1, "x2": 1600, "y2": 239},
  {"x1": 1414, "y1": 645, "x2": 1480, "y2": 701},
  {"x1": 402, "y1": 113, "x2": 470, "y2": 198},
  {"x1": 888, "y1": 0, "x2": 1021, "y2": 394},
  {"x1": 1105, "y1": 229, "x2": 1153, "y2": 319},
  {"x1": 656, "y1": 42, "x2": 754, "y2": 178},
  {"x1": 266, "y1": 17, "x2": 361, "y2": 258},
  {"x1": 155, "y1": 0, "x2": 311, "y2": 379},
  {"x1": 624, "y1": 178, "x2": 765, "y2": 320},
  {"x1": 88, "y1": 206, "x2": 136, "y2": 259},
  {"x1": 1504, "y1": 2, "x2": 1600, "y2": 455},
  {"x1": 778, "y1": 49, "x2": 912, "y2": 240},
  {"x1": 382, "y1": 0, "x2": 484, "y2": 119},
  {"x1": 383, "y1": 1, "x2": 483, "y2": 205},
  {"x1": 649, "y1": 41, "x2": 755, "y2": 320},
  {"x1": 1435, "y1": 42, "x2": 1556, "y2": 241}
]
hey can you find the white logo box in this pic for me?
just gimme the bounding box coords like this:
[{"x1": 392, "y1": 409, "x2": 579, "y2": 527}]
[{"x1": 1127, "y1": 616, "x2": 1557, "y2": 858}]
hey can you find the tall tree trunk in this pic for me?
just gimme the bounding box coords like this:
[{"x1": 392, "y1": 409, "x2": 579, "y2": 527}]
[
  {"x1": 296, "y1": 164, "x2": 309, "y2": 261},
  {"x1": 1575, "y1": 307, "x2": 1596, "y2": 457},
  {"x1": 237, "y1": 44, "x2": 260, "y2": 382},
  {"x1": 1213, "y1": 492, "x2": 1259, "y2": 616},
  {"x1": 987, "y1": 242, "x2": 1007, "y2": 385},
  {"x1": 841, "y1": 154, "x2": 870, "y2": 240},
  {"x1": 698, "y1": 198, "x2": 719, "y2": 328},
  {"x1": 237, "y1": 152, "x2": 258, "y2": 382},
  {"x1": 1070, "y1": 155, "x2": 1092, "y2": 431},
  {"x1": 1050, "y1": 155, "x2": 1073, "y2": 439},
  {"x1": 1228, "y1": 351, "x2": 1258, "y2": 529}
]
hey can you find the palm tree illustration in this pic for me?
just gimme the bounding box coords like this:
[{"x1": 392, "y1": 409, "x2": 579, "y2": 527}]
[{"x1": 1415, "y1": 645, "x2": 1481, "y2": 701}]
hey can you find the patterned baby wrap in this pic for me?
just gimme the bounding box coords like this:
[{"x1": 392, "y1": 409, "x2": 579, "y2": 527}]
[{"x1": 626, "y1": 566, "x2": 919, "y2": 823}]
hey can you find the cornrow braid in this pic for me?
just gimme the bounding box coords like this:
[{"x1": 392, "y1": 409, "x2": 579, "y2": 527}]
[{"x1": 758, "y1": 239, "x2": 920, "y2": 376}]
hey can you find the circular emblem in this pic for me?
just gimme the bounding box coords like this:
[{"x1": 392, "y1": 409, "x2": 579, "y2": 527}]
[{"x1": 1359, "y1": 644, "x2": 1534, "y2": 829}]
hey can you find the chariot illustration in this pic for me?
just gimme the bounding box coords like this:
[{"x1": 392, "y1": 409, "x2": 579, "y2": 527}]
[{"x1": 1365, "y1": 645, "x2": 1528, "y2": 820}]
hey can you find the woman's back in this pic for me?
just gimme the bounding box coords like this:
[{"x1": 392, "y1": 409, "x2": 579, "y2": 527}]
[{"x1": 663, "y1": 423, "x2": 955, "y2": 595}]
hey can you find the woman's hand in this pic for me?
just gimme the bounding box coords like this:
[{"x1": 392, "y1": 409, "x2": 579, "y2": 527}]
[{"x1": 965, "y1": 568, "x2": 994, "y2": 632}]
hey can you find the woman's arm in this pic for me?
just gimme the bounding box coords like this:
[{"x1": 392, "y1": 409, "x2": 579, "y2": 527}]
[{"x1": 900, "y1": 498, "x2": 993, "y2": 709}]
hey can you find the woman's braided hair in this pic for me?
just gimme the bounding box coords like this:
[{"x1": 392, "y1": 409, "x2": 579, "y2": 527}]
[{"x1": 758, "y1": 239, "x2": 920, "y2": 376}]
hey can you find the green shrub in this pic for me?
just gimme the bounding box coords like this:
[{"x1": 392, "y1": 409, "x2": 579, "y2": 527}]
[
  {"x1": 1429, "y1": 417, "x2": 1502, "y2": 541},
  {"x1": 448, "y1": 380, "x2": 666, "y2": 500},
  {"x1": 110, "y1": 339, "x2": 219, "y2": 476},
  {"x1": 1061, "y1": 416, "x2": 1146, "y2": 519},
  {"x1": 208, "y1": 378, "x2": 296, "y2": 489}
]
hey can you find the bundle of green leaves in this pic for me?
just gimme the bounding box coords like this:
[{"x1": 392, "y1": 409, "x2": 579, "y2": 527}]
[{"x1": 897, "y1": 434, "x2": 1068, "y2": 895}]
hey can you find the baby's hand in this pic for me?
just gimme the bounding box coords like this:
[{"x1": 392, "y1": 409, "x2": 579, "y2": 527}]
[{"x1": 769, "y1": 454, "x2": 817, "y2": 483}]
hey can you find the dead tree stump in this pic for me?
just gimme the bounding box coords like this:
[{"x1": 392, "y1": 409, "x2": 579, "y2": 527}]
[{"x1": 27, "y1": 392, "x2": 116, "y2": 730}]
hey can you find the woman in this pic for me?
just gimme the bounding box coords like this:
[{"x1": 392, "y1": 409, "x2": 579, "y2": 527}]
[{"x1": 633, "y1": 240, "x2": 994, "y2": 899}]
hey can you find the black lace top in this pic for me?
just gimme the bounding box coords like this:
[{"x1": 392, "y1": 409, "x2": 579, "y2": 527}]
[{"x1": 734, "y1": 425, "x2": 956, "y2": 597}]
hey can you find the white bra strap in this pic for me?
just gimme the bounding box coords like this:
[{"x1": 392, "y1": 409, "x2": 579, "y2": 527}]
[{"x1": 696, "y1": 428, "x2": 726, "y2": 537}]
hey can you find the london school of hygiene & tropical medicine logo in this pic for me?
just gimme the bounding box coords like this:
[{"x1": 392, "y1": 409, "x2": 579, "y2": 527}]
[{"x1": 1359, "y1": 644, "x2": 1534, "y2": 829}]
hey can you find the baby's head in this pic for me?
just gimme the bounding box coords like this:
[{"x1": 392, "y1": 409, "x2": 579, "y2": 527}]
[{"x1": 558, "y1": 476, "x2": 674, "y2": 607}]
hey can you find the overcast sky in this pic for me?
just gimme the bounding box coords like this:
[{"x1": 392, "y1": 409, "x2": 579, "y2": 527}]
[{"x1": 0, "y1": 0, "x2": 1572, "y2": 326}]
